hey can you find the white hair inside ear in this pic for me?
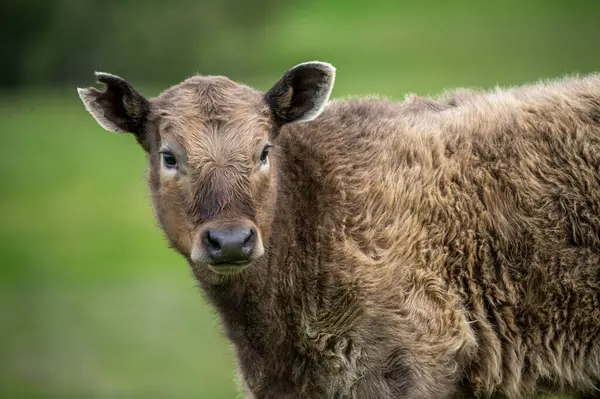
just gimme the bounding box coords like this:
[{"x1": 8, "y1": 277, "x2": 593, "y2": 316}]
[
  {"x1": 77, "y1": 85, "x2": 125, "y2": 133},
  {"x1": 293, "y1": 61, "x2": 336, "y2": 123},
  {"x1": 76, "y1": 71, "x2": 149, "y2": 135},
  {"x1": 265, "y1": 61, "x2": 336, "y2": 125}
]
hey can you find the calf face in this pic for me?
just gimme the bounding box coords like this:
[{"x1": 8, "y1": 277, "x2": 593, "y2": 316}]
[{"x1": 78, "y1": 62, "x2": 335, "y2": 276}]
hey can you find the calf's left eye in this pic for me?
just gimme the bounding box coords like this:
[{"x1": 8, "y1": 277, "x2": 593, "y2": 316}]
[{"x1": 260, "y1": 145, "x2": 273, "y2": 164}]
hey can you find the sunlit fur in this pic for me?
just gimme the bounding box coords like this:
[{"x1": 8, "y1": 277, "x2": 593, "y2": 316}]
[{"x1": 80, "y1": 69, "x2": 600, "y2": 398}]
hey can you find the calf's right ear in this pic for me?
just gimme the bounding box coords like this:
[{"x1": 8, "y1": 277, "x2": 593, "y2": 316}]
[{"x1": 77, "y1": 72, "x2": 150, "y2": 149}]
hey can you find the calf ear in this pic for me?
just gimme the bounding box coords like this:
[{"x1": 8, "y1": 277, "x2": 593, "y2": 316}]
[
  {"x1": 265, "y1": 61, "x2": 335, "y2": 125},
  {"x1": 77, "y1": 72, "x2": 150, "y2": 139}
]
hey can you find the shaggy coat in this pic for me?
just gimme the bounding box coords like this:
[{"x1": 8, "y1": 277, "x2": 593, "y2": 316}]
[{"x1": 78, "y1": 65, "x2": 600, "y2": 399}]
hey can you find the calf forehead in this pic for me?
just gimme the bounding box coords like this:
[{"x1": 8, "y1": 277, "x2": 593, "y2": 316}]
[
  {"x1": 154, "y1": 75, "x2": 266, "y2": 123},
  {"x1": 151, "y1": 76, "x2": 271, "y2": 152}
]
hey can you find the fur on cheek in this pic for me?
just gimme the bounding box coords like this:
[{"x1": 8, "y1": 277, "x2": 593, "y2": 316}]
[
  {"x1": 249, "y1": 168, "x2": 276, "y2": 241},
  {"x1": 156, "y1": 178, "x2": 193, "y2": 255}
]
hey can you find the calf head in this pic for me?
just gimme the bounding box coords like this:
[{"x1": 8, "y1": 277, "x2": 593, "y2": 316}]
[{"x1": 78, "y1": 62, "x2": 335, "y2": 277}]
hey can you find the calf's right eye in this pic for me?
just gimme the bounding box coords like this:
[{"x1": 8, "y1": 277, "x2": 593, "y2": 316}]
[{"x1": 161, "y1": 152, "x2": 178, "y2": 168}]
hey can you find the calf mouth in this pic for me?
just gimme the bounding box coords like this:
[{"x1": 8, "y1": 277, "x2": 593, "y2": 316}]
[{"x1": 206, "y1": 260, "x2": 252, "y2": 275}]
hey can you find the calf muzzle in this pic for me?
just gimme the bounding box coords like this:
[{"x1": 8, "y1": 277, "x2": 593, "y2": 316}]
[{"x1": 202, "y1": 226, "x2": 257, "y2": 265}]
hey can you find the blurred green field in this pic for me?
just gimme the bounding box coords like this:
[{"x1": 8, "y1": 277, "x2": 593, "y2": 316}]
[
  {"x1": 0, "y1": 93, "x2": 239, "y2": 397},
  {"x1": 1, "y1": 0, "x2": 600, "y2": 397}
]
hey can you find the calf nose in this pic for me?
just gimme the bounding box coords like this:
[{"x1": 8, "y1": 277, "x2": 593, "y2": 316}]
[{"x1": 203, "y1": 227, "x2": 256, "y2": 264}]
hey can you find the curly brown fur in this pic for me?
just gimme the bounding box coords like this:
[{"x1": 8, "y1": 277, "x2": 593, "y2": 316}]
[{"x1": 79, "y1": 66, "x2": 600, "y2": 398}]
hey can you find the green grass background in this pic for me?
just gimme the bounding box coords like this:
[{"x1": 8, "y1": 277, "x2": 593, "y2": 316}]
[{"x1": 1, "y1": 0, "x2": 600, "y2": 397}]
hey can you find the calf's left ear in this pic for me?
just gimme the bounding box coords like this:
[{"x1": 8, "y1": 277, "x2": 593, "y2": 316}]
[
  {"x1": 77, "y1": 72, "x2": 150, "y2": 147},
  {"x1": 265, "y1": 61, "x2": 336, "y2": 125}
]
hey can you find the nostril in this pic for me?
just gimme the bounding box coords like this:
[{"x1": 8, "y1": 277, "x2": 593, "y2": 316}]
[
  {"x1": 243, "y1": 228, "x2": 255, "y2": 245},
  {"x1": 204, "y1": 231, "x2": 222, "y2": 252},
  {"x1": 242, "y1": 228, "x2": 256, "y2": 253}
]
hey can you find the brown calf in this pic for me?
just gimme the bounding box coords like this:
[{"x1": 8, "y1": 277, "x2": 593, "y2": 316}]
[{"x1": 78, "y1": 62, "x2": 600, "y2": 398}]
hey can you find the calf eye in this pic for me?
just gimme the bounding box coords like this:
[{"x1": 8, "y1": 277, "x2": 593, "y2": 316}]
[
  {"x1": 161, "y1": 152, "x2": 178, "y2": 168},
  {"x1": 260, "y1": 144, "x2": 273, "y2": 164}
]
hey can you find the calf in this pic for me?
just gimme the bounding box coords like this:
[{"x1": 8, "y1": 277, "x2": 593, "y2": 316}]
[{"x1": 78, "y1": 62, "x2": 600, "y2": 398}]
